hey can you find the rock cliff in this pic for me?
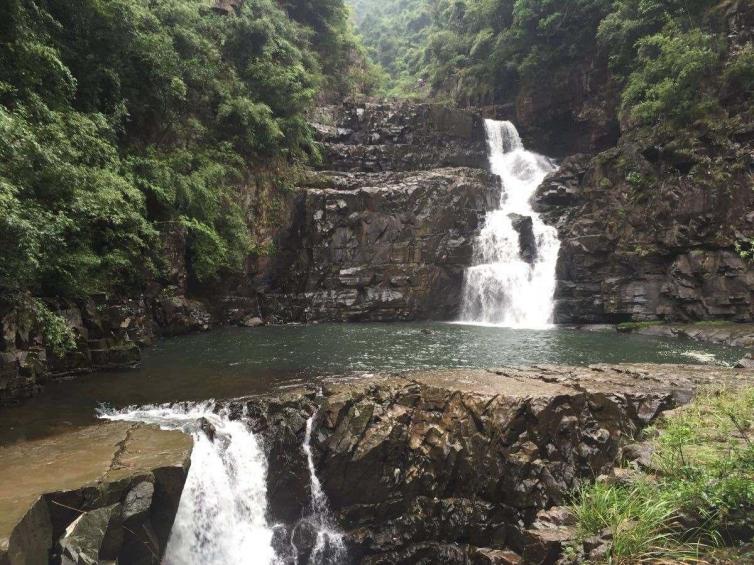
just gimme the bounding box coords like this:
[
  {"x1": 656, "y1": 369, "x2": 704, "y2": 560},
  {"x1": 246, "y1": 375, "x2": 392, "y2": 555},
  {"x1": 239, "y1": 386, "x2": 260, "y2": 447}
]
[
  {"x1": 261, "y1": 103, "x2": 498, "y2": 322},
  {"x1": 0, "y1": 422, "x2": 191, "y2": 564},
  {"x1": 235, "y1": 364, "x2": 753, "y2": 564},
  {"x1": 534, "y1": 131, "x2": 754, "y2": 324},
  {"x1": 527, "y1": 1, "x2": 754, "y2": 325}
]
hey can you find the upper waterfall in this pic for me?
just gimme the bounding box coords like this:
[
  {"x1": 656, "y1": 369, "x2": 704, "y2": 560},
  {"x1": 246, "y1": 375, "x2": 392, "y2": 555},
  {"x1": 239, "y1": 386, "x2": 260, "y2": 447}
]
[{"x1": 458, "y1": 119, "x2": 560, "y2": 328}]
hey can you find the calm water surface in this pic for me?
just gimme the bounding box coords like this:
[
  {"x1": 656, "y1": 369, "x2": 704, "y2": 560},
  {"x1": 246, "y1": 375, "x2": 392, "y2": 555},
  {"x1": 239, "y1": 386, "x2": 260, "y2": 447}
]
[{"x1": 0, "y1": 323, "x2": 744, "y2": 444}]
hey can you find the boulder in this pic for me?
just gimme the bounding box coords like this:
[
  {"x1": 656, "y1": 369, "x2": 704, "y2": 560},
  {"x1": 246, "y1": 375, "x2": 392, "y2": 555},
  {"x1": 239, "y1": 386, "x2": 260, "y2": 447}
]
[
  {"x1": 59, "y1": 503, "x2": 124, "y2": 564},
  {"x1": 0, "y1": 422, "x2": 191, "y2": 565},
  {"x1": 240, "y1": 315, "x2": 264, "y2": 328},
  {"x1": 736, "y1": 353, "x2": 754, "y2": 369}
]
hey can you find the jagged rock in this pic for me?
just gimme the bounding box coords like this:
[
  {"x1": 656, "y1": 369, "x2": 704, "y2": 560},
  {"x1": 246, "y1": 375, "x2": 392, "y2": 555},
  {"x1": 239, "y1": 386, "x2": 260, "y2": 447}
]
[
  {"x1": 152, "y1": 290, "x2": 212, "y2": 335},
  {"x1": 312, "y1": 103, "x2": 489, "y2": 172},
  {"x1": 509, "y1": 213, "x2": 538, "y2": 264},
  {"x1": 59, "y1": 503, "x2": 124, "y2": 564},
  {"x1": 533, "y1": 155, "x2": 589, "y2": 209},
  {"x1": 0, "y1": 296, "x2": 148, "y2": 406},
  {"x1": 472, "y1": 548, "x2": 521, "y2": 564},
  {"x1": 198, "y1": 417, "x2": 217, "y2": 442},
  {"x1": 534, "y1": 128, "x2": 754, "y2": 324},
  {"x1": 0, "y1": 422, "x2": 191, "y2": 565},
  {"x1": 235, "y1": 364, "x2": 754, "y2": 563},
  {"x1": 582, "y1": 529, "x2": 612, "y2": 562},
  {"x1": 122, "y1": 481, "x2": 155, "y2": 523},
  {"x1": 621, "y1": 442, "x2": 655, "y2": 471},
  {"x1": 520, "y1": 507, "x2": 578, "y2": 565},
  {"x1": 736, "y1": 353, "x2": 754, "y2": 368}
]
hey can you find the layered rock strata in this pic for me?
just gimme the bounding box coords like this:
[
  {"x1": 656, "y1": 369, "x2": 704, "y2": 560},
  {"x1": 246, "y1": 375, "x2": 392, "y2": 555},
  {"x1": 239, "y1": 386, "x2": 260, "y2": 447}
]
[
  {"x1": 0, "y1": 422, "x2": 191, "y2": 565},
  {"x1": 261, "y1": 103, "x2": 497, "y2": 322},
  {"x1": 263, "y1": 168, "x2": 499, "y2": 321},
  {"x1": 535, "y1": 143, "x2": 754, "y2": 324},
  {"x1": 237, "y1": 364, "x2": 754, "y2": 564}
]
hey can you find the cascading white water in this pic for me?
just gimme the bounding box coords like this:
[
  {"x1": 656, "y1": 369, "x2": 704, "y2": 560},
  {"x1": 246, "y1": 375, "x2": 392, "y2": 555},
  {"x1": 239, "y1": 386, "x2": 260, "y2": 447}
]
[
  {"x1": 458, "y1": 119, "x2": 559, "y2": 328},
  {"x1": 98, "y1": 403, "x2": 346, "y2": 565},
  {"x1": 98, "y1": 402, "x2": 278, "y2": 565},
  {"x1": 297, "y1": 414, "x2": 346, "y2": 564}
]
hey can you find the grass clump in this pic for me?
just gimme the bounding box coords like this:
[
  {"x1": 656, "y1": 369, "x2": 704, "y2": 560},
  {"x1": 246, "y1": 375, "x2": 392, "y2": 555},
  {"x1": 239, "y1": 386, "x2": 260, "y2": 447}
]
[
  {"x1": 616, "y1": 321, "x2": 665, "y2": 332},
  {"x1": 570, "y1": 387, "x2": 754, "y2": 563}
]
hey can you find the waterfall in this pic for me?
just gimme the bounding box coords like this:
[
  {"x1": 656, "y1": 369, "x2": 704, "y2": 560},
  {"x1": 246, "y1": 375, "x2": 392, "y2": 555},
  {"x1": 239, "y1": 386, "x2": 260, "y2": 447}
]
[
  {"x1": 98, "y1": 403, "x2": 347, "y2": 564},
  {"x1": 98, "y1": 402, "x2": 278, "y2": 565},
  {"x1": 292, "y1": 414, "x2": 346, "y2": 564},
  {"x1": 458, "y1": 119, "x2": 559, "y2": 328}
]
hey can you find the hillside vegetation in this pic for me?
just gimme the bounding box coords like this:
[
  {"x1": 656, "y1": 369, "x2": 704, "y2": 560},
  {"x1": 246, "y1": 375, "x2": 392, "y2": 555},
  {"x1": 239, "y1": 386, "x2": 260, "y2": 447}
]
[
  {"x1": 349, "y1": 0, "x2": 753, "y2": 128},
  {"x1": 0, "y1": 0, "x2": 373, "y2": 313}
]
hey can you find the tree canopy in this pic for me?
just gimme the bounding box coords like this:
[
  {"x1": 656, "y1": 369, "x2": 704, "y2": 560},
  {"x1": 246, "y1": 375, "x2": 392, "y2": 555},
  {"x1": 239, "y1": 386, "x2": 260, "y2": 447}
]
[{"x1": 0, "y1": 0, "x2": 373, "y2": 299}]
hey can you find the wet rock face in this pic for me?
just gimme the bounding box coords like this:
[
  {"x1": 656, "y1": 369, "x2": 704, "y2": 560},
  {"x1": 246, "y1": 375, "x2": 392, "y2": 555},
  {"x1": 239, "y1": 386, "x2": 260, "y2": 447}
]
[
  {"x1": 509, "y1": 214, "x2": 538, "y2": 264},
  {"x1": 534, "y1": 139, "x2": 754, "y2": 324},
  {"x1": 312, "y1": 102, "x2": 489, "y2": 172},
  {"x1": 263, "y1": 168, "x2": 499, "y2": 322},
  {"x1": 0, "y1": 297, "x2": 145, "y2": 406},
  {"x1": 258, "y1": 102, "x2": 497, "y2": 322},
  {"x1": 0, "y1": 422, "x2": 191, "y2": 565},
  {"x1": 242, "y1": 364, "x2": 748, "y2": 563}
]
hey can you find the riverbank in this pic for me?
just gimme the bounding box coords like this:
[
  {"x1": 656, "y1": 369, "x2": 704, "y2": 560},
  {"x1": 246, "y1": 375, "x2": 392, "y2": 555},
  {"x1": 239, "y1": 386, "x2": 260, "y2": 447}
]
[
  {"x1": 3, "y1": 363, "x2": 753, "y2": 563},
  {"x1": 569, "y1": 385, "x2": 754, "y2": 563},
  {"x1": 1, "y1": 323, "x2": 746, "y2": 446},
  {"x1": 573, "y1": 321, "x2": 754, "y2": 360}
]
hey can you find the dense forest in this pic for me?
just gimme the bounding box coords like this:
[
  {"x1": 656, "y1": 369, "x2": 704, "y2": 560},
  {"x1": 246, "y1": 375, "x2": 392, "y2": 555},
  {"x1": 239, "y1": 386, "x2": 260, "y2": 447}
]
[
  {"x1": 0, "y1": 0, "x2": 375, "y2": 333},
  {"x1": 350, "y1": 0, "x2": 754, "y2": 127}
]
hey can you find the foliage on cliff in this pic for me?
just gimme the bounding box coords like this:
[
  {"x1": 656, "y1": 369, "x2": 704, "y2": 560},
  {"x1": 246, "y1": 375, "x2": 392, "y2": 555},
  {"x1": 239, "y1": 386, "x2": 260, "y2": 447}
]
[
  {"x1": 346, "y1": 0, "x2": 431, "y2": 96},
  {"x1": 0, "y1": 0, "x2": 373, "y2": 301},
  {"x1": 351, "y1": 0, "x2": 753, "y2": 127}
]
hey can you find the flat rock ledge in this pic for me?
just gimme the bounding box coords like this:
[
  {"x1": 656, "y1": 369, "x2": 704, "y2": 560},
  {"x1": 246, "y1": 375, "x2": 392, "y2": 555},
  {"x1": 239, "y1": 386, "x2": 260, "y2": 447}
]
[
  {"x1": 239, "y1": 364, "x2": 754, "y2": 564},
  {"x1": 0, "y1": 422, "x2": 191, "y2": 565}
]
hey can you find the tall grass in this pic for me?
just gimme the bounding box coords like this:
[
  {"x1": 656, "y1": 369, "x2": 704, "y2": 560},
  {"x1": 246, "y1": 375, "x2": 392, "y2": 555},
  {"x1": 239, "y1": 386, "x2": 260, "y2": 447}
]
[{"x1": 570, "y1": 387, "x2": 754, "y2": 564}]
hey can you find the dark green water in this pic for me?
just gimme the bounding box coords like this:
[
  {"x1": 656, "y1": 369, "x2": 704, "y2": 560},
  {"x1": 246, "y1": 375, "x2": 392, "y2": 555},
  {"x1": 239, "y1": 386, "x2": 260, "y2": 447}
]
[{"x1": 0, "y1": 323, "x2": 744, "y2": 444}]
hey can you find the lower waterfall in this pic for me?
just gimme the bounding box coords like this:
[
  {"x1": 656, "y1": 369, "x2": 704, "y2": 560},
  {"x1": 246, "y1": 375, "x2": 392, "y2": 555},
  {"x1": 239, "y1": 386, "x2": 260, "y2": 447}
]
[
  {"x1": 99, "y1": 403, "x2": 345, "y2": 564},
  {"x1": 458, "y1": 119, "x2": 559, "y2": 328},
  {"x1": 294, "y1": 414, "x2": 346, "y2": 564}
]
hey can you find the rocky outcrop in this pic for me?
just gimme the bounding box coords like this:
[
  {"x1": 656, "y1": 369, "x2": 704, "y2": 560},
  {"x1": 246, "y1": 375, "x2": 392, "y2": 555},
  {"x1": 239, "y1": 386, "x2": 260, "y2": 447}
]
[
  {"x1": 311, "y1": 102, "x2": 489, "y2": 172},
  {"x1": 527, "y1": 1, "x2": 754, "y2": 325},
  {"x1": 0, "y1": 297, "x2": 145, "y2": 406},
  {"x1": 263, "y1": 168, "x2": 499, "y2": 321},
  {"x1": 239, "y1": 364, "x2": 753, "y2": 563},
  {"x1": 0, "y1": 422, "x2": 191, "y2": 564},
  {"x1": 534, "y1": 133, "x2": 754, "y2": 324},
  {"x1": 509, "y1": 214, "x2": 537, "y2": 264}
]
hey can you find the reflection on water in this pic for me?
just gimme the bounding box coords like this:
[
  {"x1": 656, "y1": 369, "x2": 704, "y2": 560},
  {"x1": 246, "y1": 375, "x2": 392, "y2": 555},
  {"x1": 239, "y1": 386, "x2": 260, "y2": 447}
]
[{"x1": 0, "y1": 323, "x2": 744, "y2": 444}]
